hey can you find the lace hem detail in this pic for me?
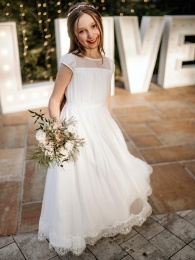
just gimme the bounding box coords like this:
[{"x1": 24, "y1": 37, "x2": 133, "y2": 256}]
[{"x1": 38, "y1": 201, "x2": 152, "y2": 256}]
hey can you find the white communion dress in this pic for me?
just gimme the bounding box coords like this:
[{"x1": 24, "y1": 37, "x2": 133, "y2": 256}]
[{"x1": 38, "y1": 53, "x2": 153, "y2": 256}]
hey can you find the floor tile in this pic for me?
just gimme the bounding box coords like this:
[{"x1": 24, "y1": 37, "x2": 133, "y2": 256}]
[
  {"x1": 126, "y1": 142, "x2": 144, "y2": 160},
  {"x1": 155, "y1": 106, "x2": 195, "y2": 120},
  {"x1": 110, "y1": 94, "x2": 149, "y2": 107},
  {"x1": 121, "y1": 128, "x2": 130, "y2": 142},
  {"x1": 27, "y1": 123, "x2": 39, "y2": 146},
  {"x1": 176, "y1": 210, "x2": 192, "y2": 217},
  {"x1": 14, "y1": 232, "x2": 57, "y2": 260},
  {"x1": 111, "y1": 105, "x2": 154, "y2": 116},
  {"x1": 170, "y1": 245, "x2": 195, "y2": 260},
  {"x1": 140, "y1": 144, "x2": 195, "y2": 164},
  {"x1": 0, "y1": 125, "x2": 27, "y2": 149},
  {"x1": 148, "y1": 119, "x2": 195, "y2": 145},
  {"x1": 20, "y1": 202, "x2": 42, "y2": 233},
  {"x1": 150, "y1": 214, "x2": 167, "y2": 221},
  {"x1": 87, "y1": 237, "x2": 127, "y2": 260},
  {"x1": 0, "y1": 182, "x2": 21, "y2": 236},
  {"x1": 1, "y1": 110, "x2": 29, "y2": 126},
  {"x1": 0, "y1": 148, "x2": 25, "y2": 182},
  {"x1": 112, "y1": 228, "x2": 138, "y2": 245},
  {"x1": 131, "y1": 134, "x2": 162, "y2": 148},
  {"x1": 165, "y1": 85, "x2": 195, "y2": 96},
  {"x1": 23, "y1": 157, "x2": 47, "y2": 203},
  {"x1": 0, "y1": 236, "x2": 14, "y2": 248},
  {"x1": 123, "y1": 124, "x2": 152, "y2": 136},
  {"x1": 183, "y1": 162, "x2": 195, "y2": 178},
  {"x1": 149, "y1": 164, "x2": 195, "y2": 213},
  {"x1": 143, "y1": 90, "x2": 175, "y2": 100},
  {"x1": 116, "y1": 111, "x2": 164, "y2": 125},
  {"x1": 182, "y1": 94, "x2": 195, "y2": 105},
  {"x1": 150, "y1": 229, "x2": 185, "y2": 257},
  {"x1": 119, "y1": 256, "x2": 134, "y2": 260},
  {"x1": 145, "y1": 93, "x2": 190, "y2": 107},
  {"x1": 159, "y1": 213, "x2": 195, "y2": 243},
  {"x1": 120, "y1": 233, "x2": 167, "y2": 260},
  {"x1": 133, "y1": 217, "x2": 164, "y2": 240},
  {"x1": 59, "y1": 247, "x2": 96, "y2": 260},
  {"x1": 183, "y1": 210, "x2": 195, "y2": 226},
  {"x1": 189, "y1": 239, "x2": 195, "y2": 250},
  {"x1": 0, "y1": 242, "x2": 25, "y2": 260}
]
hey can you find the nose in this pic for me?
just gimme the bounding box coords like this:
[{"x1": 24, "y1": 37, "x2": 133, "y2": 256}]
[{"x1": 87, "y1": 30, "x2": 93, "y2": 39}]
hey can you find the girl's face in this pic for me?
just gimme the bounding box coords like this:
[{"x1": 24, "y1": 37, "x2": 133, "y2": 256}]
[{"x1": 75, "y1": 13, "x2": 100, "y2": 52}]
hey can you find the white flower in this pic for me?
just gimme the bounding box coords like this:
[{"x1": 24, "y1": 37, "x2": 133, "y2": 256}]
[
  {"x1": 36, "y1": 130, "x2": 46, "y2": 141},
  {"x1": 47, "y1": 151, "x2": 54, "y2": 158},
  {"x1": 59, "y1": 147, "x2": 69, "y2": 158},
  {"x1": 67, "y1": 125, "x2": 78, "y2": 136},
  {"x1": 45, "y1": 144, "x2": 53, "y2": 151},
  {"x1": 65, "y1": 141, "x2": 74, "y2": 151},
  {"x1": 39, "y1": 139, "x2": 47, "y2": 146},
  {"x1": 45, "y1": 150, "x2": 53, "y2": 157}
]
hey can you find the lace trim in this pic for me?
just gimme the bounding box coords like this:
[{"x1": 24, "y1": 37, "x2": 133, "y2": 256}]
[{"x1": 38, "y1": 201, "x2": 152, "y2": 256}]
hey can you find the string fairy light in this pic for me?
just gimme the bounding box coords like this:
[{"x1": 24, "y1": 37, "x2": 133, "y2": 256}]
[
  {"x1": 18, "y1": 2, "x2": 32, "y2": 82},
  {"x1": 35, "y1": 0, "x2": 53, "y2": 80},
  {"x1": 57, "y1": 1, "x2": 62, "y2": 15},
  {"x1": 5, "y1": 2, "x2": 11, "y2": 17}
]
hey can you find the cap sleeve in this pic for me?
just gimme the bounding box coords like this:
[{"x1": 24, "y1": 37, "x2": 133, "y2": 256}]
[{"x1": 60, "y1": 53, "x2": 76, "y2": 72}]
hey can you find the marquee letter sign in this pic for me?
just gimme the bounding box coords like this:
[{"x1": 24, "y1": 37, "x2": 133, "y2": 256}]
[
  {"x1": 158, "y1": 16, "x2": 195, "y2": 88},
  {"x1": 0, "y1": 16, "x2": 194, "y2": 114},
  {"x1": 0, "y1": 23, "x2": 53, "y2": 114},
  {"x1": 115, "y1": 16, "x2": 165, "y2": 93}
]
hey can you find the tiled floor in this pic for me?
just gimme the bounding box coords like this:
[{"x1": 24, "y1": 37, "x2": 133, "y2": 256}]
[{"x1": 0, "y1": 83, "x2": 195, "y2": 259}]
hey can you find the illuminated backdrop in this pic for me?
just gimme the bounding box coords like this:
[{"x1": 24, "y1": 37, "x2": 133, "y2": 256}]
[{"x1": 0, "y1": 16, "x2": 195, "y2": 113}]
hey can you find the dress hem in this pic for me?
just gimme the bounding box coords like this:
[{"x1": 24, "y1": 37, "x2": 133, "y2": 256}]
[{"x1": 38, "y1": 195, "x2": 152, "y2": 256}]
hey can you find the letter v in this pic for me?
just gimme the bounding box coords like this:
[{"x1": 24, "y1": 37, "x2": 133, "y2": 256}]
[{"x1": 115, "y1": 16, "x2": 165, "y2": 93}]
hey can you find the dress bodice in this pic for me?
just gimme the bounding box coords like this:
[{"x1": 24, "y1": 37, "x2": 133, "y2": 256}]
[{"x1": 60, "y1": 53, "x2": 114, "y2": 105}]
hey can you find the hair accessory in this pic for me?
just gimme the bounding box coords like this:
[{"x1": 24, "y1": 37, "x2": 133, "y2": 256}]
[{"x1": 67, "y1": 4, "x2": 95, "y2": 18}]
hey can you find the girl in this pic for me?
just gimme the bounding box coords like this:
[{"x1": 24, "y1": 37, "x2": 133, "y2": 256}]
[{"x1": 38, "y1": 2, "x2": 153, "y2": 256}]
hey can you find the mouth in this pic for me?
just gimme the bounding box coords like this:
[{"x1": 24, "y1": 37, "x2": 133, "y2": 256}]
[{"x1": 87, "y1": 38, "x2": 98, "y2": 45}]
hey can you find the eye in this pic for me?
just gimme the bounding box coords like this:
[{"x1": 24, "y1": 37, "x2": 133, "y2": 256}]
[
  {"x1": 79, "y1": 30, "x2": 84, "y2": 34},
  {"x1": 92, "y1": 24, "x2": 97, "y2": 29}
]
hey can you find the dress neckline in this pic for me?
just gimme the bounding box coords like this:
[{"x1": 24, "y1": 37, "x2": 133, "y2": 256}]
[{"x1": 83, "y1": 55, "x2": 103, "y2": 61}]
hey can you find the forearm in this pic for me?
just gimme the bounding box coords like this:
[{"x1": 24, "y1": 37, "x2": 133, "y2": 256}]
[
  {"x1": 48, "y1": 97, "x2": 61, "y2": 119},
  {"x1": 48, "y1": 64, "x2": 72, "y2": 119}
]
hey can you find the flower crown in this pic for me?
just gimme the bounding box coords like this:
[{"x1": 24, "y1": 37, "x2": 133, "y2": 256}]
[{"x1": 67, "y1": 4, "x2": 96, "y2": 18}]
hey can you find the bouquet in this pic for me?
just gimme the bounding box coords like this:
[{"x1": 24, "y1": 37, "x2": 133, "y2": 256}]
[{"x1": 28, "y1": 109, "x2": 85, "y2": 169}]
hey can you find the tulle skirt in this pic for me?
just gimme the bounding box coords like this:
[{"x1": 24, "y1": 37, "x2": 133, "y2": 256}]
[{"x1": 38, "y1": 101, "x2": 153, "y2": 256}]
